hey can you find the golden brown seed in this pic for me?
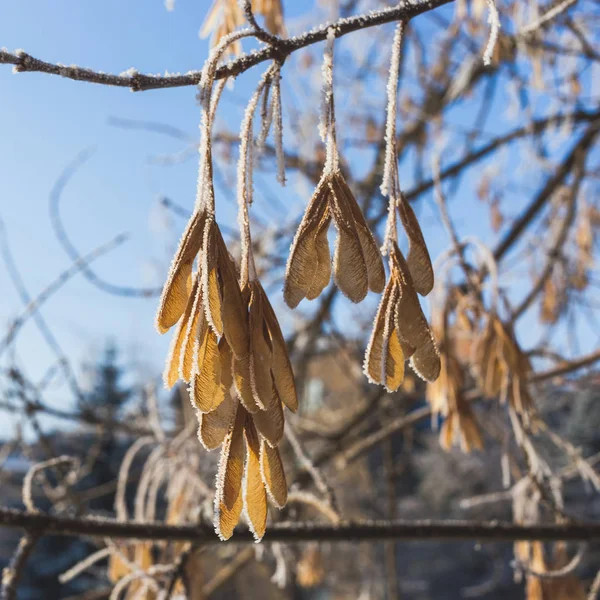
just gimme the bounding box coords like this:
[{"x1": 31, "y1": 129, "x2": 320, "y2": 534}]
[
  {"x1": 396, "y1": 193, "x2": 434, "y2": 296},
  {"x1": 198, "y1": 393, "x2": 236, "y2": 451},
  {"x1": 364, "y1": 281, "x2": 394, "y2": 386},
  {"x1": 218, "y1": 404, "x2": 246, "y2": 510},
  {"x1": 260, "y1": 439, "x2": 287, "y2": 508},
  {"x1": 216, "y1": 232, "x2": 249, "y2": 359},
  {"x1": 163, "y1": 274, "x2": 200, "y2": 388},
  {"x1": 285, "y1": 170, "x2": 384, "y2": 306},
  {"x1": 391, "y1": 245, "x2": 440, "y2": 382},
  {"x1": 284, "y1": 179, "x2": 330, "y2": 308},
  {"x1": 202, "y1": 219, "x2": 224, "y2": 336},
  {"x1": 305, "y1": 211, "x2": 332, "y2": 301},
  {"x1": 332, "y1": 173, "x2": 385, "y2": 294},
  {"x1": 252, "y1": 390, "x2": 284, "y2": 447},
  {"x1": 156, "y1": 210, "x2": 206, "y2": 334},
  {"x1": 248, "y1": 284, "x2": 274, "y2": 409},
  {"x1": 214, "y1": 485, "x2": 243, "y2": 541},
  {"x1": 261, "y1": 287, "x2": 298, "y2": 412},
  {"x1": 191, "y1": 325, "x2": 223, "y2": 413},
  {"x1": 243, "y1": 418, "x2": 268, "y2": 540},
  {"x1": 329, "y1": 181, "x2": 369, "y2": 302}
]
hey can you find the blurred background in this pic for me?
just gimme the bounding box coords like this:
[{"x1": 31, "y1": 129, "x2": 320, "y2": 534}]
[{"x1": 0, "y1": 0, "x2": 599, "y2": 598}]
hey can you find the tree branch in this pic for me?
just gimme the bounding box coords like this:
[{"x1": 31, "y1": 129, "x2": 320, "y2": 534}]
[
  {"x1": 1, "y1": 533, "x2": 39, "y2": 600},
  {"x1": 0, "y1": 506, "x2": 598, "y2": 544},
  {"x1": 511, "y1": 160, "x2": 583, "y2": 321},
  {"x1": 532, "y1": 349, "x2": 600, "y2": 381},
  {"x1": 336, "y1": 348, "x2": 600, "y2": 465},
  {"x1": 0, "y1": 0, "x2": 454, "y2": 92},
  {"x1": 0, "y1": 233, "x2": 128, "y2": 358},
  {"x1": 493, "y1": 121, "x2": 600, "y2": 262}
]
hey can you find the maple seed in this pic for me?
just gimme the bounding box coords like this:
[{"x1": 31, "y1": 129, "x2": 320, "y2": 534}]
[
  {"x1": 427, "y1": 351, "x2": 483, "y2": 453},
  {"x1": 284, "y1": 170, "x2": 385, "y2": 307},
  {"x1": 473, "y1": 316, "x2": 535, "y2": 421},
  {"x1": 213, "y1": 403, "x2": 289, "y2": 542},
  {"x1": 364, "y1": 243, "x2": 440, "y2": 392}
]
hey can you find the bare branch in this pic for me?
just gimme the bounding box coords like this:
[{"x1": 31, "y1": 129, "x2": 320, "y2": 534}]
[
  {"x1": 0, "y1": 233, "x2": 128, "y2": 357},
  {"x1": 0, "y1": 507, "x2": 598, "y2": 544},
  {"x1": 0, "y1": 0, "x2": 454, "y2": 92},
  {"x1": 49, "y1": 149, "x2": 162, "y2": 298},
  {"x1": 493, "y1": 121, "x2": 600, "y2": 262},
  {"x1": 1, "y1": 533, "x2": 39, "y2": 600}
]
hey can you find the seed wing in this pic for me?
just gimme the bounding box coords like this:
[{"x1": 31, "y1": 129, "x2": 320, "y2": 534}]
[
  {"x1": 249, "y1": 286, "x2": 273, "y2": 409},
  {"x1": 392, "y1": 245, "x2": 440, "y2": 382},
  {"x1": 260, "y1": 440, "x2": 287, "y2": 508},
  {"x1": 252, "y1": 390, "x2": 284, "y2": 447},
  {"x1": 216, "y1": 231, "x2": 249, "y2": 359},
  {"x1": 198, "y1": 393, "x2": 237, "y2": 451},
  {"x1": 397, "y1": 193, "x2": 434, "y2": 296},
  {"x1": 260, "y1": 287, "x2": 298, "y2": 412},
  {"x1": 163, "y1": 274, "x2": 200, "y2": 388},
  {"x1": 329, "y1": 178, "x2": 368, "y2": 302},
  {"x1": 202, "y1": 219, "x2": 224, "y2": 336},
  {"x1": 334, "y1": 173, "x2": 385, "y2": 294},
  {"x1": 284, "y1": 176, "x2": 330, "y2": 308},
  {"x1": 191, "y1": 325, "x2": 223, "y2": 413},
  {"x1": 156, "y1": 210, "x2": 206, "y2": 333},
  {"x1": 217, "y1": 404, "x2": 246, "y2": 510},
  {"x1": 243, "y1": 418, "x2": 268, "y2": 541}
]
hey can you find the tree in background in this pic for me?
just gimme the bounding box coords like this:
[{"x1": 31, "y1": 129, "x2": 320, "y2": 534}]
[{"x1": 78, "y1": 343, "x2": 132, "y2": 512}]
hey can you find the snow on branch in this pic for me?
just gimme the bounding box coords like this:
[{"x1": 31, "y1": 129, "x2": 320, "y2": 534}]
[{"x1": 0, "y1": 0, "x2": 455, "y2": 92}]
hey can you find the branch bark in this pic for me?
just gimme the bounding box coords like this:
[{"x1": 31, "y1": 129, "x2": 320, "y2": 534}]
[
  {"x1": 0, "y1": 507, "x2": 598, "y2": 544},
  {"x1": 0, "y1": 0, "x2": 454, "y2": 91},
  {"x1": 1, "y1": 533, "x2": 39, "y2": 600}
]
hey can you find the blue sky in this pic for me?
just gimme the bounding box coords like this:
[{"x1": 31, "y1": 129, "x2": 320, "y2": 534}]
[
  {"x1": 0, "y1": 1, "x2": 597, "y2": 437},
  {"x1": 0, "y1": 1, "x2": 224, "y2": 427},
  {"x1": 0, "y1": 0, "x2": 318, "y2": 435}
]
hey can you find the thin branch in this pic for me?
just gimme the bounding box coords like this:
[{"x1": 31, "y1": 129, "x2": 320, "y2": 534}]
[
  {"x1": 241, "y1": 0, "x2": 282, "y2": 46},
  {"x1": 519, "y1": 0, "x2": 578, "y2": 36},
  {"x1": 532, "y1": 348, "x2": 600, "y2": 381},
  {"x1": 0, "y1": 507, "x2": 599, "y2": 543},
  {"x1": 0, "y1": 378, "x2": 152, "y2": 437},
  {"x1": 335, "y1": 404, "x2": 432, "y2": 468},
  {"x1": 285, "y1": 425, "x2": 337, "y2": 510},
  {"x1": 22, "y1": 455, "x2": 79, "y2": 513},
  {"x1": 163, "y1": 545, "x2": 199, "y2": 599},
  {"x1": 0, "y1": 0, "x2": 455, "y2": 92},
  {"x1": 0, "y1": 233, "x2": 128, "y2": 358},
  {"x1": 588, "y1": 568, "x2": 600, "y2": 600},
  {"x1": 432, "y1": 152, "x2": 475, "y2": 287},
  {"x1": 287, "y1": 491, "x2": 341, "y2": 524},
  {"x1": 493, "y1": 121, "x2": 600, "y2": 262},
  {"x1": 202, "y1": 548, "x2": 254, "y2": 597},
  {"x1": 0, "y1": 219, "x2": 84, "y2": 402},
  {"x1": 513, "y1": 543, "x2": 586, "y2": 579},
  {"x1": 1, "y1": 533, "x2": 39, "y2": 600},
  {"x1": 482, "y1": 0, "x2": 500, "y2": 66},
  {"x1": 511, "y1": 159, "x2": 584, "y2": 320},
  {"x1": 373, "y1": 109, "x2": 600, "y2": 220},
  {"x1": 49, "y1": 149, "x2": 162, "y2": 298},
  {"x1": 339, "y1": 347, "x2": 600, "y2": 465}
]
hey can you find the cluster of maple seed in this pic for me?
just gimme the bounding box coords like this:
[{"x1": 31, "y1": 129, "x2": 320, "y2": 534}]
[
  {"x1": 156, "y1": 207, "x2": 294, "y2": 540},
  {"x1": 155, "y1": 21, "x2": 441, "y2": 540}
]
